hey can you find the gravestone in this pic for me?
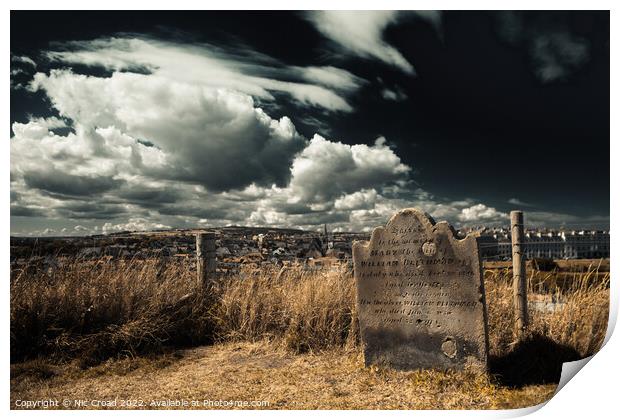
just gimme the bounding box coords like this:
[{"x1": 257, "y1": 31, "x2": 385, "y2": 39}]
[{"x1": 352, "y1": 208, "x2": 489, "y2": 371}]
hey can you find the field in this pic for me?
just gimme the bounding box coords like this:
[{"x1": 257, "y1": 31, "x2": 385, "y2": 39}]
[{"x1": 10, "y1": 257, "x2": 610, "y2": 410}]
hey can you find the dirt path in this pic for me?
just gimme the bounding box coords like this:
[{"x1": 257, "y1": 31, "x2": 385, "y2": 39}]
[{"x1": 11, "y1": 341, "x2": 555, "y2": 410}]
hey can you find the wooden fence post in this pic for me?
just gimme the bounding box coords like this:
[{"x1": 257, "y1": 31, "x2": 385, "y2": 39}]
[
  {"x1": 510, "y1": 210, "x2": 528, "y2": 335},
  {"x1": 196, "y1": 232, "x2": 216, "y2": 289}
]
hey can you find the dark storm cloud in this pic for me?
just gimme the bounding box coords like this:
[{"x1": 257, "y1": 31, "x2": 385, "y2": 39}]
[
  {"x1": 23, "y1": 171, "x2": 124, "y2": 197},
  {"x1": 116, "y1": 187, "x2": 182, "y2": 205},
  {"x1": 164, "y1": 123, "x2": 306, "y2": 192},
  {"x1": 10, "y1": 205, "x2": 47, "y2": 218},
  {"x1": 56, "y1": 201, "x2": 128, "y2": 220},
  {"x1": 275, "y1": 202, "x2": 318, "y2": 215}
]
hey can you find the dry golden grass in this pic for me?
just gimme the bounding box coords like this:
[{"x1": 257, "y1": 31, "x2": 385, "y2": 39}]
[
  {"x1": 10, "y1": 257, "x2": 214, "y2": 364},
  {"x1": 212, "y1": 265, "x2": 357, "y2": 352},
  {"x1": 10, "y1": 340, "x2": 556, "y2": 410},
  {"x1": 484, "y1": 267, "x2": 610, "y2": 357},
  {"x1": 9, "y1": 256, "x2": 610, "y2": 409}
]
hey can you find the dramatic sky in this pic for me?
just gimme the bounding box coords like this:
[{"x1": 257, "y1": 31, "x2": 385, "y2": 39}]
[{"x1": 10, "y1": 11, "x2": 610, "y2": 236}]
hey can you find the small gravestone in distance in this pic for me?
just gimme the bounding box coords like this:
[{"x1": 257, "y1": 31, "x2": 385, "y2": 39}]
[{"x1": 352, "y1": 208, "x2": 489, "y2": 371}]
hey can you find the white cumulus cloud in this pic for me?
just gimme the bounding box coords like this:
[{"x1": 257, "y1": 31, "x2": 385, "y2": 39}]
[
  {"x1": 28, "y1": 69, "x2": 307, "y2": 192},
  {"x1": 458, "y1": 204, "x2": 507, "y2": 223},
  {"x1": 102, "y1": 218, "x2": 171, "y2": 234},
  {"x1": 289, "y1": 135, "x2": 411, "y2": 202}
]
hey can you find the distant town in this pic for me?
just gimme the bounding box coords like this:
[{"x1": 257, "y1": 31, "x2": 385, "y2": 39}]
[
  {"x1": 11, "y1": 225, "x2": 610, "y2": 272},
  {"x1": 472, "y1": 227, "x2": 610, "y2": 260}
]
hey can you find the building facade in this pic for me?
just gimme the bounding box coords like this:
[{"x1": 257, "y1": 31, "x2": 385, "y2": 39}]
[{"x1": 477, "y1": 229, "x2": 610, "y2": 260}]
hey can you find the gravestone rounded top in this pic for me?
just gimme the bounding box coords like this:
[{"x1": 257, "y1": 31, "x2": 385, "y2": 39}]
[{"x1": 353, "y1": 208, "x2": 489, "y2": 372}]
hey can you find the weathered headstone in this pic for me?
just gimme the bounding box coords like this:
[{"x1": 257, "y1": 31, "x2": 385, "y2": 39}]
[{"x1": 352, "y1": 208, "x2": 489, "y2": 371}]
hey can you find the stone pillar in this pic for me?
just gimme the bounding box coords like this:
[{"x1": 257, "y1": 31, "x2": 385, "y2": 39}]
[
  {"x1": 196, "y1": 232, "x2": 216, "y2": 289},
  {"x1": 510, "y1": 211, "x2": 528, "y2": 334}
]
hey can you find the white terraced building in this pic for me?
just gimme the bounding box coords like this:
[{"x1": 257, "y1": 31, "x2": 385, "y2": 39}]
[{"x1": 479, "y1": 230, "x2": 610, "y2": 260}]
